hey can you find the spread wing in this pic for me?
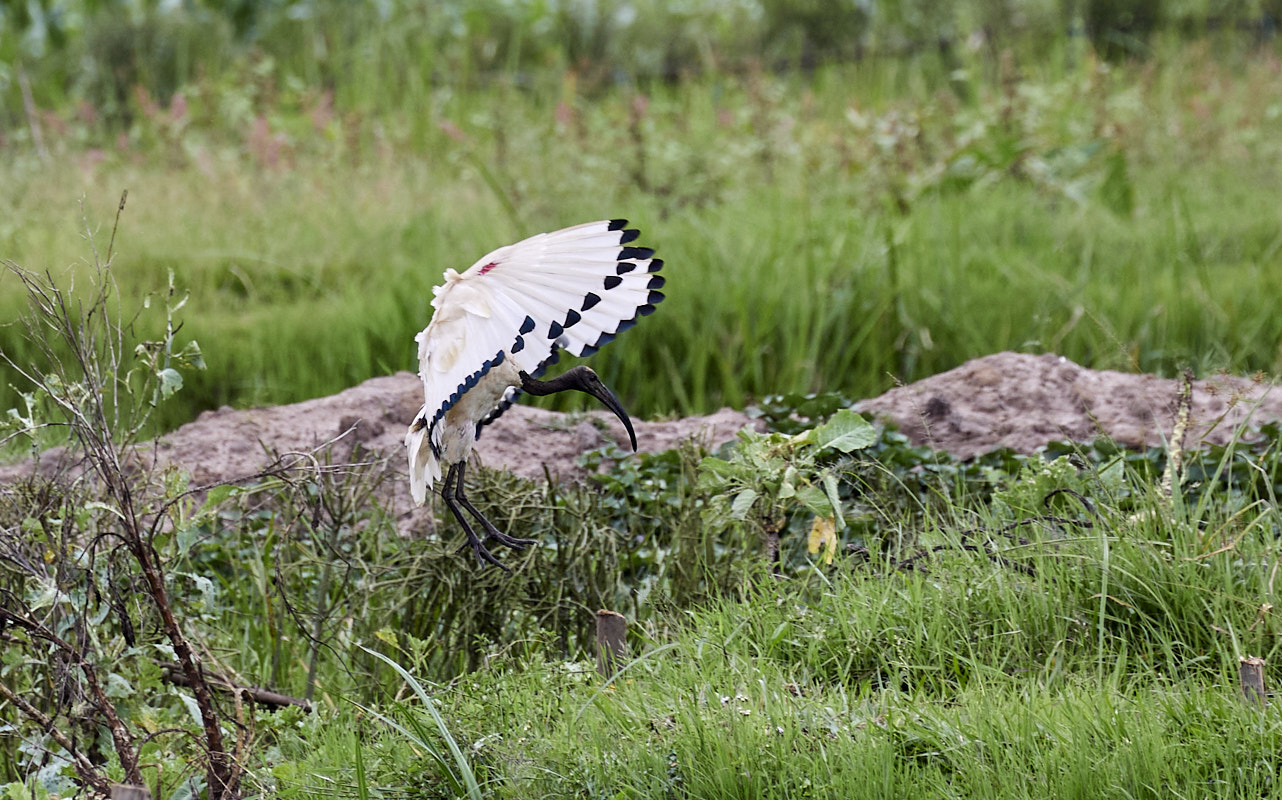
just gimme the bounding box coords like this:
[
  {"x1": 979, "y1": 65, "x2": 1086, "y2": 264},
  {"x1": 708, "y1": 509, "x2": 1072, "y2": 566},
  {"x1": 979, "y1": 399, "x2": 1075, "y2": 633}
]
[{"x1": 407, "y1": 219, "x2": 664, "y2": 493}]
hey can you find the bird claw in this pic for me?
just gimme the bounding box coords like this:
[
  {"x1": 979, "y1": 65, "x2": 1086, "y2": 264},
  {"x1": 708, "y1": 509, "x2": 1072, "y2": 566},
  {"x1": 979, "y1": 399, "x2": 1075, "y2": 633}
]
[
  {"x1": 443, "y1": 463, "x2": 538, "y2": 569},
  {"x1": 471, "y1": 515, "x2": 537, "y2": 551},
  {"x1": 465, "y1": 535, "x2": 511, "y2": 571},
  {"x1": 455, "y1": 529, "x2": 537, "y2": 570},
  {"x1": 486, "y1": 531, "x2": 538, "y2": 550}
]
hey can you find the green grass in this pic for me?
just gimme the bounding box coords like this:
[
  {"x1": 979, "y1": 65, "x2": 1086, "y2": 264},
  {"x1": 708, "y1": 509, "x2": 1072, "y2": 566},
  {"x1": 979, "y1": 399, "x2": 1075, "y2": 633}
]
[
  {"x1": 5, "y1": 42, "x2": 1282, "y2": 434},
  {"x1": 262, "y1": 491, "x2": 1282, "y2": 798},
  {"x1": 5, "y1": 252, "x2": 1282, "y2": 794},
  {"x1": 172, "y1": 421, "x2": 1277, "y2": 797}
]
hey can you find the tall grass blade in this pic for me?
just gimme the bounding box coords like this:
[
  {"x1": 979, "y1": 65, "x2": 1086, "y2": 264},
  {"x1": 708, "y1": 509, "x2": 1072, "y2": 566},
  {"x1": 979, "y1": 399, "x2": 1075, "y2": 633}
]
[{"x1": 360, "y1": 645, "x2": 483, "y2": 800}]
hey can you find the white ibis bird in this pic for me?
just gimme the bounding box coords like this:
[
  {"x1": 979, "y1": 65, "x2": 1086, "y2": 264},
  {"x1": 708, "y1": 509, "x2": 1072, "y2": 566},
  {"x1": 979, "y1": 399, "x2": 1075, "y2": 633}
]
[{"x1": 405, "y1": 219, "x2": 664, "y2": 569}]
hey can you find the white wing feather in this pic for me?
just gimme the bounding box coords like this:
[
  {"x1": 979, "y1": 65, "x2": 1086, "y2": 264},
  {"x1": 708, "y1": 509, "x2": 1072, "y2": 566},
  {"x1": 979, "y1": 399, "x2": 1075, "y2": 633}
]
[{"x1": 406, "y1": 220, "x2": 663, "y2": 504}]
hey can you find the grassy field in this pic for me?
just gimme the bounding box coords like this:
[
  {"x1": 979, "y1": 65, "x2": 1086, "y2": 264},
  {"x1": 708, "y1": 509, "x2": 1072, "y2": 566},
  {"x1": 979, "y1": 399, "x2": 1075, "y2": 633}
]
[
  {"x1": 165, "y1": 442, "x2": 1282, "y2": 799},
  {"x1": 5, "y1": 34, "x2": 1282, "y2": 432},
  {"x1": 3, "y1": 3, "x2": 1282, "y2": 797}
]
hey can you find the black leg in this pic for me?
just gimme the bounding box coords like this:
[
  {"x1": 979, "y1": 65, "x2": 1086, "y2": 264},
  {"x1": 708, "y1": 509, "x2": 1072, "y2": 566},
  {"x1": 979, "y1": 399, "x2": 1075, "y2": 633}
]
[
  {"x1": 453, "y1": 460, "x2": 537, "y2": 551},
  {"x1": 441, "y1": 462, "x2": 508, "y2": 570}
]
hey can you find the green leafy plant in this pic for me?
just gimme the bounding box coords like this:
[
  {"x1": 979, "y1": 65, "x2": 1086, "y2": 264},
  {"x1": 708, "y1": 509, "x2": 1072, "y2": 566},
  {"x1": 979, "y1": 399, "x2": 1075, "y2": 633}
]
[
  {"x1": 0, "y1": 198, "x2": 285, "y2": 797},
  {"x1": 698, "y1": 409, "x2": 877, "y2": 567}
]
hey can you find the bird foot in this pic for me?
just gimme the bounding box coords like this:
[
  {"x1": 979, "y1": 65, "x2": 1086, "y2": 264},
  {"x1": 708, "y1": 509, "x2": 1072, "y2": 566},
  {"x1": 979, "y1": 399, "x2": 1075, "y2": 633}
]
[
  {"x1": 464, "y1": 534, "x2": 511, "y2": 571},
  {"x1": 485, "y1": 530, "x2": 538, "y2": 550},
  {"x1": 455, "y1": 529, "x2": 538, "y2": 570}
]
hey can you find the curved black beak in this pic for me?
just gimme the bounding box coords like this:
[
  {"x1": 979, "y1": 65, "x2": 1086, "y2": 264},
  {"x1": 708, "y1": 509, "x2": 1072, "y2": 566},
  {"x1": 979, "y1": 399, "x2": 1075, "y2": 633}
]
[
  {"x1": 519, "y1": 366, "x2": 638, "y2": 451},
  {"x1": 585, "y1": 377, "x2": 638, "y2": 451}
]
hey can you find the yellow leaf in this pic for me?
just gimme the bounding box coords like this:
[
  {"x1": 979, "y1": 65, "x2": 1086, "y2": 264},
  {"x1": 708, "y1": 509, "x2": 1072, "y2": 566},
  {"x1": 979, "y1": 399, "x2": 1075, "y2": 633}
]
[{"x1": 808, "y1": 516, "x2": 838, "y2": 565}]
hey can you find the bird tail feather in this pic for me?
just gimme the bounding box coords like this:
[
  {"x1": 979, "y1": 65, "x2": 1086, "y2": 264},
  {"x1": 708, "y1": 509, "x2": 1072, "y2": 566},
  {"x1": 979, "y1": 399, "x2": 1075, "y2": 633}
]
[{"x1": 405, "y1": 416, "x2": 441, "y2": 506}]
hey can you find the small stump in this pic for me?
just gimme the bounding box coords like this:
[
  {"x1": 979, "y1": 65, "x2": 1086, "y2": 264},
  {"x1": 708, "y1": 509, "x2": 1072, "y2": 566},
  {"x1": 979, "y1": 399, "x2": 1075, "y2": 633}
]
[
  {"x1": 595, "y1": 610, "x2": 628, "y2": 677},
  {"x1": 1240, "y1": 656, "x2": 1267, "y2": 706}
]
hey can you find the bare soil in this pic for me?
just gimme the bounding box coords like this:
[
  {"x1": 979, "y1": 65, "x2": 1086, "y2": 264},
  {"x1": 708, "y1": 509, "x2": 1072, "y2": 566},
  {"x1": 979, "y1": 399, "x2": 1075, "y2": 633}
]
[
  {"x1": 854, "y1": 352, "x2": 1282, "y2": 459},
  {"x1": 6, "y1": 352, "x2": 1281, "y2": 528},
  {"x1": 1, "y1": 372, "x2": 756, "y2": 529}
]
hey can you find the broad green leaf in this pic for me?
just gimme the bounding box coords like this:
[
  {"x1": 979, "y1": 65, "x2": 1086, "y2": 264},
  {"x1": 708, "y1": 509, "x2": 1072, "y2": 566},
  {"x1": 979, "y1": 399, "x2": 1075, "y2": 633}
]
[
  {"x1": 199, "y1": 484, "x2": 239, "y2": 514},
  {"x1": 794, "y1": 485, "x2": 833, "y2": 517},
  {"x1": 821, "y1": 471, "x2": 845, "y2": 529},
  {"x1": 178, "y1": 339, "x2": 206, "y2": 370},
  {"x1": 176, "y1": 526, "x2": 202, "y2": 558},
  {"x1": 105, "y1": 672, "x2": 135, "y2": 699},
  {"x1": 698, "y1": 457, "x2": 753, "y2": 483},
  {"x1": 779, "y1": 465, "x2": 798, "y2": 499},
  {"x1": 1099, "y1": 457, "x2": 1126, "y2": 492},
  {"x1": 730, "y1": 488, "x2": 758, "y2": 520},
  {"x1": 176, "y1": 689, "x2": 204, "y2": 727},
  {"x1": 84, "y1": 501, "x2": 126, "y2": 521},
  {"x1": 157, "y1": 368, "x2": 184, "y2": 399},
  {"x1": 28, "y1": 578, "x2": 65, "y2": 612},
  {"x1": 179, "y1": 572, "x2": 216, "y2": 612},
  {"x1": 811, "y1": 409, "x2": 876, "y2": 453},
  {"x1": 375, "y1": 628, "x2": 400, "y2": 650}
]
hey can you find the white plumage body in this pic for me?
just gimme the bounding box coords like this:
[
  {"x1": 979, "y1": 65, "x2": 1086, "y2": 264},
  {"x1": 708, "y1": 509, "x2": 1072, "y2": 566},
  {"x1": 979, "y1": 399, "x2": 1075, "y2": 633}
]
[{"x1": 406, "y1": 220, "x2": 663, "y2": 507}]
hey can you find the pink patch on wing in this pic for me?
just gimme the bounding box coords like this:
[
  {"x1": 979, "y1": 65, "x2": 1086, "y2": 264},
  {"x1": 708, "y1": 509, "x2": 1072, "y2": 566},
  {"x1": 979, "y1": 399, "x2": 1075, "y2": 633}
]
[{"x1": 478, "y1": 261, "x2": 499, "y2": 275}]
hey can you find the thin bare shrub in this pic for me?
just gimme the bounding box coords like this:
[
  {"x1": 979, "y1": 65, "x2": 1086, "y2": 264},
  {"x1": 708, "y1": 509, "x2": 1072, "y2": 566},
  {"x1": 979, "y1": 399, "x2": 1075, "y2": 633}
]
[{"x1": 0, "y1": 195, "x2": 270, "y2": 797}]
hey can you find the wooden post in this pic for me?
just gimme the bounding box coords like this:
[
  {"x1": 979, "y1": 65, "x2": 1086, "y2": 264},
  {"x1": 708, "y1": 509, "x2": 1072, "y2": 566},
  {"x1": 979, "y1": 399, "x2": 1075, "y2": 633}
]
[
  {"x1": 1239, "y1": 656, "x2": 1267, "y2": 706},
  {"x1": 110, "y1": 785, "x2": 151, "y2": 800},
  {"x1": 595, "y1": 610, "x2": 628, "y2": 677}
]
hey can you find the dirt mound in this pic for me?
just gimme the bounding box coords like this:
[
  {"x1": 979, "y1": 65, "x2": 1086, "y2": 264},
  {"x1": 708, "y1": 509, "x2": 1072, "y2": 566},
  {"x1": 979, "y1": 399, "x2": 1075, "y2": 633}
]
[
  {"x1": 151, "y1": 372, "x2": 753, "y2": 486},
  {"x1": 0, "y1": 373, "x2": 758, "y2": 527},
  {"x1": 854, "y1": 352, "x2": 1282, "y2": 459},
  {"x1": 7, "y1": 354, "x2": 1280, "y2": 525}
]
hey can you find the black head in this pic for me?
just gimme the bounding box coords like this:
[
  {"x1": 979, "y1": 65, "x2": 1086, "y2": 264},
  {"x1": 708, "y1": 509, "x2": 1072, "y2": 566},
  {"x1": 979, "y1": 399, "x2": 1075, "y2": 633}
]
[{"x1": 519, "y1": 366, "x2": 638, "y2": 451}]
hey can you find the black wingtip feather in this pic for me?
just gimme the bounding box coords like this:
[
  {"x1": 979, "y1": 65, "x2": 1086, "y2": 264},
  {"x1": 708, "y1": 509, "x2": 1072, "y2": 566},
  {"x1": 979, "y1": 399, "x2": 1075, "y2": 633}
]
[
  {"x1": 548, "y1": 321, "x2": 564, "y2": 339},
  {"x1": 592, "y1": 332, "x2": 616, "y2": 351},
  {"x1": 647, "y1": 258, "x2": 664, "y2": 273},
  {"x1": 608, "y1": 219, "x2": 627, "y2": 230},
  {"x1": 620, "y1": 228, "x2": 640, "y2": 244},
  {"x1": 620, "y1": 246, "x2": 655, "y2": 261},
  {"x1": 647, "y1": 289, "x2": 665, "y2": 304},
  {"x1": 519, "y1": 315, "x2": 536, "y2": 334},
  {"x1": 604, "y1": 275, "x2": 622, "y2": 290},
  {"x1": 564, "y1": 309, "x2": 581, "y2": 328},
  {"x1": 616, "y1": 261, "x2": 636, "y2": 275},
  {"x1": 582, "y1": 292, "x2": 601, "y2": 310},
  {"x1": 647, "y1": 275, "x2": 665, "y2": 289}
]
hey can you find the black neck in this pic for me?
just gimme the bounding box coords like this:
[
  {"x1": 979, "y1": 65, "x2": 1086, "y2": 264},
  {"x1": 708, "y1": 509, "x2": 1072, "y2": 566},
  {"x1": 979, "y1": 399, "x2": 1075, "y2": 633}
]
[
  {"x1": 518, "y1": 366, "x2": 637, "y2": 451},
  {"x1": 520, "y1": 366, "x2": 593, "y2": 396}
]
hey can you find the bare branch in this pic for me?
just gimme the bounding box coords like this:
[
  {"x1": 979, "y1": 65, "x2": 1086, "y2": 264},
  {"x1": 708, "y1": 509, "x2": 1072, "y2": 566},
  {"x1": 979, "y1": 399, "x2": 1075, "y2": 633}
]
[
  {"x1": 107, "y1": 190, "x2": 128, "y2": 266},
  {"x1": 0, "y1": 676, "x2": 109, "y2": 793},
  {"x1": 0, "y1": 608, "x2": 142, "y2": 783}
]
